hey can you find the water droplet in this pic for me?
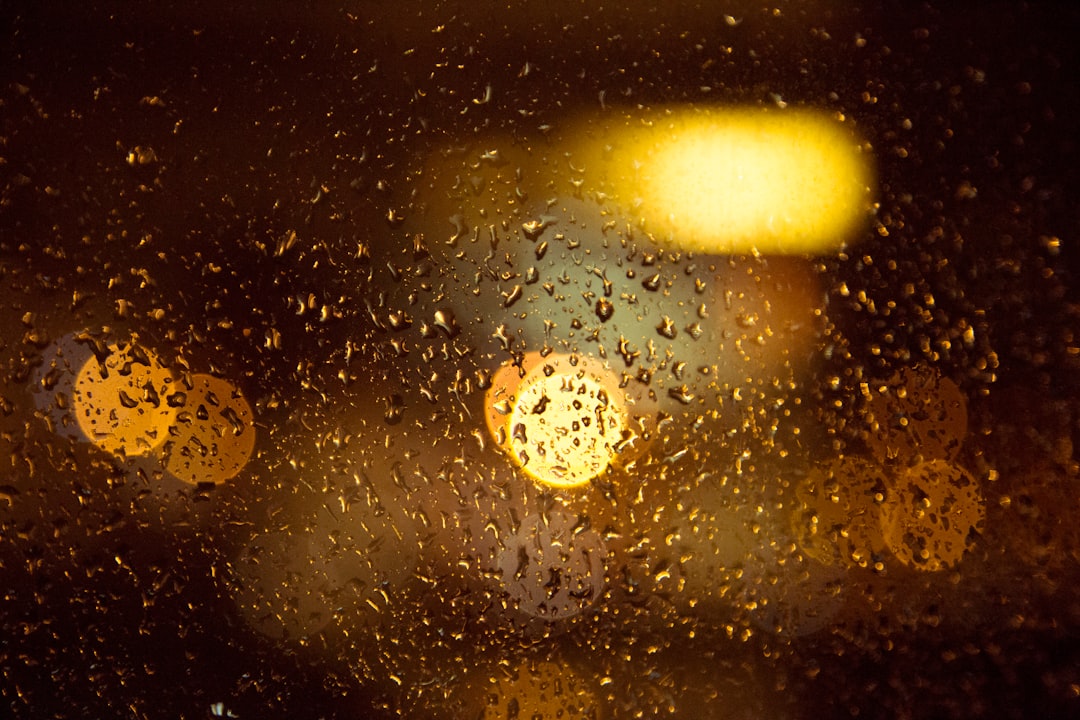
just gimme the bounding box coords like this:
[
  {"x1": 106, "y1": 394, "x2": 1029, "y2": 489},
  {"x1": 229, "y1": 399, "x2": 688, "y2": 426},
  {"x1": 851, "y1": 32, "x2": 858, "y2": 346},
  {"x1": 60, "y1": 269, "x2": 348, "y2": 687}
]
[
  {"x1": 668, "y1": 386, "x2": 694, "y2": 405},
  {"x1": 595, "y1": 298, "x2": 615, "y2": 322},
  {"x1": 502, "y1": 284, "x2": 523, "y2": 308},
  {"x1": 433, "y1": 308, "x2": 461, "y2": 337},
  {"x1": 384, "y1": 394, "x2": 405, "y2": 425},
  {"x1": 656, "y1": 316, "x2": 677, "y2": 339}
]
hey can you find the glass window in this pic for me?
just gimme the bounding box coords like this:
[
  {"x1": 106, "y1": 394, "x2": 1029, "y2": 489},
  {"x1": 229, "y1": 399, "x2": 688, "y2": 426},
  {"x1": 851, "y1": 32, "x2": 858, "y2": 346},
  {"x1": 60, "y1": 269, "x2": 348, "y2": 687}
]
[{"x1": 2, "y1": 2, "x2": 1078, "y2": 718}]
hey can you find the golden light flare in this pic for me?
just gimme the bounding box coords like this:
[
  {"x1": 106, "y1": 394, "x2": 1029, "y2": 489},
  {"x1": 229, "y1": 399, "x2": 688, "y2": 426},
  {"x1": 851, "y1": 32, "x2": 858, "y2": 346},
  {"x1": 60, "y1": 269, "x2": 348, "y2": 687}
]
[
  {"x1": 485, "y1": 353, "x2": 647, "y2": 489},
  {"x1": 72, "y1": 340, "x2": 178, "y2": 456},
  {"x1": 510, "y1": 369, "x2": 623, "y2": 488},
  {"x1": 880, "y1": 459, "x2": 985, "y2": 572},
  {"x1": 162, "y1": 373, "x2": 256, "y2": 485},
  {"x1": 573, "y1": 107, "x2": 873, "y2": 255},
  {"x1": 32, "y1": 332, "x2": 258, "y2": 491}
]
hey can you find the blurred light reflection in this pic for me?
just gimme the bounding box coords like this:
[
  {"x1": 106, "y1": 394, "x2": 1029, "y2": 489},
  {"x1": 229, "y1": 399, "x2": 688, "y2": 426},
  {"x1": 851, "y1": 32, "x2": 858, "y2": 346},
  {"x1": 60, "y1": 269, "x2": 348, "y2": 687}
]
[
  {"x1": 71, "y1": 338, "x2": 178, "y2": 456},
  {"x1": 880, "y1": 459, "x2": 985, "y2": 572},
  {"x1": 486, "y1": 353, "x2": 652, "y2": 489},
  {"x1": 863, "y1": 365, "x2": 970, "y2": 463},
  {"x1": 162, "y1": 373, "x2": 256, "y2": 485},
  {"x1": 570, "y1": 107, "x2": 874, "y2": 255}
]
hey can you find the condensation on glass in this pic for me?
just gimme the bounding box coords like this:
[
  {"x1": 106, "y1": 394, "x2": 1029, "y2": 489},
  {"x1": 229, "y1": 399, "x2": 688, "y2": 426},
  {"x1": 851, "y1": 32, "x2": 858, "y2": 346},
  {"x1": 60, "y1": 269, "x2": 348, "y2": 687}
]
[{"x1": 1, "y1": 2, "x2": 1078, "y2": 719}]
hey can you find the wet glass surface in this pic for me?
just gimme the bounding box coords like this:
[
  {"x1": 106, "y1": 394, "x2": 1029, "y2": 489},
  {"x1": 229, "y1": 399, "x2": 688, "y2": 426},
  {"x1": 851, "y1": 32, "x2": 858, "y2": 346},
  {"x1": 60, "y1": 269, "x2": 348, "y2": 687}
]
[{"x1": 2, "y1": 2, "x2": 1079, "y2": 718}]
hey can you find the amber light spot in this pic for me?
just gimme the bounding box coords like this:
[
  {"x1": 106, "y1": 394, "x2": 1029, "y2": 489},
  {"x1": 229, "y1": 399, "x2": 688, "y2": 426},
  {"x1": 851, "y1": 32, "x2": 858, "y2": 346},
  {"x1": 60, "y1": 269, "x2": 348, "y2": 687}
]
[
  {"x1": 72, "y1": 340, "x2": 178, "y2": 457},
  {"x1": 486, "y1": 353, "x2": 636, "y2": 489},
  {"x1": 163, "y1": 373, "x2": 256, "y2": 485}
]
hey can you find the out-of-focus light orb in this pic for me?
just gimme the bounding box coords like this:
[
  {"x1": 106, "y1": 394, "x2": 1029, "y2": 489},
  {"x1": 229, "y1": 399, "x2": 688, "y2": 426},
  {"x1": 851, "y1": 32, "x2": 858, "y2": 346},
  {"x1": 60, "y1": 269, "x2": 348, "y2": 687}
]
[
  {"x1": 510, "y1": 368, "x2": 624, "y2": 488},
  {"x1": 491, "y1": 353, "x2": 639, "y2": 489},
  {"x1": 863, "y1": 365, "x2": 969, "y2": 463},
  {"x1": 881, "y1": 459, "x2": 985, "y2": 572},
  {"x1": 791, "y1": 456, "x2": 889, "y2": 570},
  {"x1": 615, "y1": 108, "x2": 873, "y2": 255},
  {"x1": 162, "y1": 373, "x2": 256, "y2": 485},
  {"x1": 72, "y1": 339, "x2": 178, "y2": 457}
]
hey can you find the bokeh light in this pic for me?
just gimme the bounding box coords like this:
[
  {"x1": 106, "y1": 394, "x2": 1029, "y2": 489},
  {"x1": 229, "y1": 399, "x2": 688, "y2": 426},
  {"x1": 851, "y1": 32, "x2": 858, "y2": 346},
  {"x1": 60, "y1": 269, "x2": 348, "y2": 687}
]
[
  {"x1": 162, "y1": 373, "x2": 256, "y2": 485},
  {"x1": 880, "y1": 459, "x2": 985, "y2": 572},
  {"x1": 72, "y1": 338, "x2": 178, "y2": 457},
  {"x1": 863, "y1": 365, "x2": 969, "y2": 463},
  {"x1": 488, "y1": 353, "x2": 642, "y2": 489},
  {"x1": 573, "y1": 107, "x2": 873, "y2": 255}
]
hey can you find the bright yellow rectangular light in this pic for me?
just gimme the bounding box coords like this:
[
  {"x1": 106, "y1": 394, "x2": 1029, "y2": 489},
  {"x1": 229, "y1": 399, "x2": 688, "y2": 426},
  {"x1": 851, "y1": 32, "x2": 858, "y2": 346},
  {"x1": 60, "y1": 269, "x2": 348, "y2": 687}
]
[{"x1": 579, "y1": 108, "x2": 874, "y2": 255}]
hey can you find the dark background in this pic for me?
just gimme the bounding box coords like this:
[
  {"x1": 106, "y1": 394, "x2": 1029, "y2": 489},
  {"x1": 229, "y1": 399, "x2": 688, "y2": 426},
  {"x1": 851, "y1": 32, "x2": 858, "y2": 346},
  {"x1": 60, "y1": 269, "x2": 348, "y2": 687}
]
[{"x1": 2, "y1": 2, "x2": 1079, "y2": 718}]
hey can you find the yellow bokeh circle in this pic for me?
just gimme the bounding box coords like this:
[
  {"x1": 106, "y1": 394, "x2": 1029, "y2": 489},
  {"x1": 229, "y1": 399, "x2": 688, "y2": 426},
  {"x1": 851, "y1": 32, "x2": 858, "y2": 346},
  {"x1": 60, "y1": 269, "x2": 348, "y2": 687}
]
[
  {"x1": 162, "y1": 373, "x2": 256, "y2": 485},
  {"x1": 792, "y1": 456, "x2": 890, "y2": 570},
  {"x1": 72, "y1": 340, "x2": 178, "y2": 456},
  {"x1": 486, "y1": 353, "x2": 650, "y2": 489},
  {"x1": 880, "y1": 459, "x2": 985, "y2": 572}
]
